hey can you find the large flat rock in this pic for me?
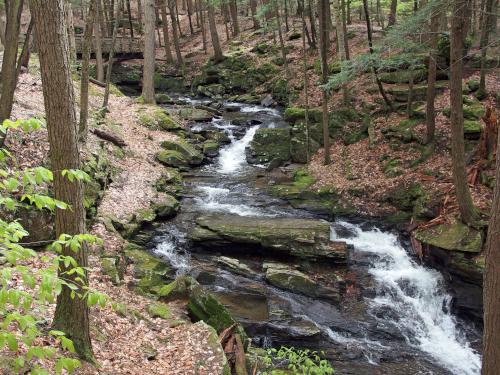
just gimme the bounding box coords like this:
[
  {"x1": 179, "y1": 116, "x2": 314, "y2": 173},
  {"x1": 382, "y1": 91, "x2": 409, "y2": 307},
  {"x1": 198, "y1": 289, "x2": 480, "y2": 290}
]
[{"x1": 190, "y1": 214, "x2": 347, "y2": 262}]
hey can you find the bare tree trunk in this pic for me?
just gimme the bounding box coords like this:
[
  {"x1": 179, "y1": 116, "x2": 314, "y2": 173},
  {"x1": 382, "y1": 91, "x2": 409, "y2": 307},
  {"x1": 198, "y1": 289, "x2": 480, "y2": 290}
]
[
  {"x1": 0, "y1": 0, "x2": 23, "y2": 148},
  {"x1": 250, "y1": 0, "x2": 260, "y2": 29},
  {"x1": 318, "y1": 0, "x2": 330, "y2": 165},
  {"x1": 79, "y1": 0, "x2": 97, "y2": 141},
  {"x1": 16, "y1": 19, "x2": 33, "y2": 77},
  {"x1": 450, "y1": 0, "x2": 477, "y2": 225},
  {"x1": 284, "y1": 0, "x2": 290, "y2": 31},
  {"x1": 483, "y1": 116, "x2": 500, "y2": 375},
  {"x1": 95, "y1": 0, "x2": 105, "y2": 82},
  {"x1": 142, "y1": 0, "x2": 156, "y2": 103},
  {"x1": 275, "y1": 5, "x2": 290, "y2": 78},
  {"x1": 195, "y1": 0, "x2": 200, "y2": 27},
  {"x1": 207, "y1": 0, "x2": 223, "y2": 62},
  {"x1": 65, "y1": 0, "x2": 77, "y2": 63},
  {"x1": 341, "y1": 0, "x2": 350, "y2": 59},
  {"x1": 199, "y1": 0, "x2": 207, "y2": 53},
  {"x1": 229, "y1": 0, "x2": 239, "y2": 36},
  {"x1": 187, "y1": 0, "x2": 194, "y2": 34},
  {"x1": 160, "y1": 1, "x2": 174, "y2": 62},
  {"x1": 362, "y1": 0, "x2": 393, "y2": 110},
  {"x1": 302, "y1": 11, "x2": 311, "y2": 163},
  {"x1": 308, "y1": 0, "x2": 317, "y2": 47},
  {"x1": 168, "y1": 0, "x2": 184, "y2": 65},
  {"x1": 334, "y1": 0, "x2": 348, "y2": 102},
  {"x1": 477, "y1": 0, "x2": 495, "y2": 98},
  {"x1": 103, "y1": 0, "x2": 120, "y2": 109},
  {"x1": 137, "y1": 0, "x2": 143, "y2": 33},
  {"x1": 425, "y1": 7, "x2": 440, "y2": 144},
  {"x1": 388, "y1": 0, "x2": 397, "y2": 26},
  {"x1": 347, "y1": 0, "x2": 351, "y2": 24},
  {"x1": 126, "y1": 0, "x2": 134, "y2": 37},
  {"x1": 30, "y1": 0, "x2": 93, "y2": 361},
  {"x1": 175, "y1": 0, "x2": 183, "y2": 37},
  {"x1": 222, "y1": 3, "x2": 231, "y2": 41}
]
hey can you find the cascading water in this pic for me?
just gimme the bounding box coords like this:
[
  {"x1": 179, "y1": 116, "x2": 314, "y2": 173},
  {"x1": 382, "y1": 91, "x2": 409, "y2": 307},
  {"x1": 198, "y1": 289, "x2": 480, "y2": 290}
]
[
  {"x1": 332, "y1": 221, "x2": 482, "y2": 375},
  {"x1": 218, "y1": 125, "x2": 259, "y2": 174}
]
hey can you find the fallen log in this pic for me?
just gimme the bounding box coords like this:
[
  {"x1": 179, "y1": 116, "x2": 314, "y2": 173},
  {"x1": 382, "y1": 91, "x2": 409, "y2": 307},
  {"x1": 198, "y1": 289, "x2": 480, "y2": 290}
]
[
  {"x1": 89, "y1": 77, "x2": 106, "y2": 87},
  {"x1": 91, "y1": 128, "x2": 126, "y2": 147},
  {"x1": 234, "y1": 334, "x2": 248, "y2": 375}
]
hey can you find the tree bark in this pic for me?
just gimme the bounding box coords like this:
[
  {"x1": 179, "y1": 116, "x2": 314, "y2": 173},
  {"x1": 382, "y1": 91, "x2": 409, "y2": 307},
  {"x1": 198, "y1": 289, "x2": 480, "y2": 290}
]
[
  {"x1": 308, "y1": 0, "x2": 317, "y2": 47},
  {"x1": 425, "y1": 7, "x2": 440, "y2": 144},
  {"x1": 79, "y1": 0, "x2": 97, "y2": 141},
  {"x1": 275, "y1": 5, "x2": 290, "y2": 78},
  {"x1": 250, "y1": 0, "x2": 260, "y2": 29},
  {"x1": 30, "y1": 0, "x2": 93, "y2": 361},
  {"x1": 229, "y1": 0, "x2": 239, "y2": 36},
  {"x1": 362, "y1": 0, "x2": 393, "y2": 111},
  {"x1": 95, "y1": 0, "x2": 105, "y2": 82},
  {"x1": 450, "y1": 0, "x2": 477, "y2": 225},
  {"x1": 388, "y1": 0, "x2": 397, "y2": 26},
  {"x1": 142, "y1": 0, "x2": 156, "y2": 103},
  {"x1": 334, "y1": 0, "x2": 348, "y2": 101},
  {"x1": 207, "y1": 0, "x2": 223, "y2": 62},
  {"x1": 126, "y1": 0, "x2": 134, "y2": 37},
  {"x1": 16, "y1": 19, "x2": 33, "y2": 78},
  {"x1": 318, "y1": 0, "x2": 330, "y2": 165},
  {"x1": 483, "y1": 121, "x2": 500, "y2": 375},
  {"x1": 187, "y1": 0, "x2": 194, "y2": 34},
  {"x1": 341, "y1": 0, "x2": 350, "y2": 59},
  {"x1": 0, "y1": 0, "x2": 23, "y2": 148},
  {"x1": 302, "y1": 12, "x2": 311, "y2": 163},
  {"x1": 160, "y1": 1, "x2": 174, "y2": 63},
  {"x1": 103, "y1": 0, "x2": 121, "y2": 109},
  {"x1": 199, "y1": 0, "x2": 207, "y2": 53},
  {"x1": 168, "y1": 0, "x2": 184, "y2": 65},
  {"x1": 477, "y1": 0, "x2": 495, "y2": 97},
  {"x1": 137, "y1": 0, "x2": 143, "y2": 33}
]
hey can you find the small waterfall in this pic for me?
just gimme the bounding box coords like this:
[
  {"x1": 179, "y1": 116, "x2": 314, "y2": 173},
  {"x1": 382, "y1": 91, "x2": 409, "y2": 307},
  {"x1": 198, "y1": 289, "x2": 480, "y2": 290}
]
[
  {"x1": 152, "y1": 227, "x2": 190, "y2": 276},
  {"x1": 217, "y1": 125, "x2": 259, "y2": 174},
  {"x1": 332, "y1": 221, "x2": 481, "y2": 375}
]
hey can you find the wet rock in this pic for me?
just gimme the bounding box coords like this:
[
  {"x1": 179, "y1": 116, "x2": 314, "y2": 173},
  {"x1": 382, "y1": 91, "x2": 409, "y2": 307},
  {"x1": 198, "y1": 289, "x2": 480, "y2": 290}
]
[
  {"x1": 178, "y1": 107, "x2": 214, "y2": 122},
  {"x1": 247, "y1": 127, "x2": 291, "y2": 165},
  {"x1": 155, "y1": 168, "x2": 183, "y2": 191},
  {"x1": 190, "y1": 214, "x2": 347, "y2": 262},
  {"x1": 261, "y1": 94, "x2": 275, "y2": 107},
  {"x1": 197, "y1": 83, "x2": 225, "y2": 98},
  {"x1": 154, "y1": 195, "x2": 180, "y2": 219},
  {"x1": 264, "y1": 262, "x2": 339, "y2": 301},
  {"x1": 159, "y1": 275, "x2": 247, "y2": 343},
  {"x1": 124, "y1": 243, "x2": 174, "y2": 295},
  {"x1": 156, "y1": 150, "x2": 190, "y2": 168},
  {"x1": 200, "y1": 130, "x2": 231, "y2": 144},
  {"x1": 159, "y1": 139, "x2": 204, "y2": 166},
  {"x1": 415, "y1": 221, "x2": 483, "y2": 253},
  {"x1": 155, "y1": 93, "x2": 174, "y2": 104},
  {"x1": 217, "y1": 256, "x2": 258, "y2": 278},
  {"x1": 235, "y1": 94, "x2": 261, "y2": 104},
  {"x1": 203, "y1": 141, "x2": 220, "y2": 157}
]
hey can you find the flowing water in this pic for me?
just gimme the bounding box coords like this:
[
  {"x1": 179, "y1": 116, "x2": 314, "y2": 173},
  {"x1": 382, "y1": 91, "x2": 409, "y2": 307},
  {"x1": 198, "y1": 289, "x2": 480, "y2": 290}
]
[{"x1": 150, "y1": 100, "x2": 482, "y2": 375}]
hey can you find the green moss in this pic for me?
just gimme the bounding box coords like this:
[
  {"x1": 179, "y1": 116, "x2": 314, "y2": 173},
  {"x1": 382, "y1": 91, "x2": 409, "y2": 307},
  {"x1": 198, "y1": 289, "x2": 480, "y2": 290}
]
[
  {"x1": 139, "y1": 109, "x2": 182, "y2": 131},
  {"x1": 384, "y1": 158, "x2": 404, "y2": 177},
  {"x1": 415, "y1": 221, "x2": 483, "y2": 252},
  {"x1": 382, "y1": 119, "x2": 420, "y2": 143},
  {"x1": 100, "y1": 256, "x2": 121, "y2": 285},
  {"x1": 146, "y1": 303, "x2": 171, "y2": 319},
  {"x1": 379, "y1": 69, "x2": 427, "y2": 84},
  {"x1": 154, "y1": 195, "x2": 180, "y2": 218},
  {"x1": 464, "y1": 120, "x2": 482, "y2": 134},
  {"x1": 293, "y1": 168, "x2": 315, "y2": 187},
  {"x1": 160, "y1": 139, "x2": 203, "y2": 165},
  {"x1": 156, "y1": 150, "x2": 188, "y2": 168},
  {"x1": 248, "y1": 128, "x2": 291, "y2": 164}
]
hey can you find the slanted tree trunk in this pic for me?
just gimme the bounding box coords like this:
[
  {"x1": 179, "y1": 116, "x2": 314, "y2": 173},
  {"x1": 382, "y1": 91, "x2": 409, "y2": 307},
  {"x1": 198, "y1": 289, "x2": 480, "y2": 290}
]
[
  {"x1": 95, "y1": 0, "x2": 105, "y2": 82},
  {"x1": 0, "y1": 0, "x2": 23, "y2": 148},
  {"x1": 477, "y1": 0, "x2": 495, "y2": 98},
  {"x1": 483, "y1": 120, "x2": 500, "y2": 375},
  {"x1": 250, "y1": 0, "x2": 260, "y2": 29},
  {"x1": 450, "y1": 0, "x2": 477, "y2": 225},
  {"x1": 388, "y1": 0, "x2": 397, "y2": 26},
  {"x1": 103, "y1": 0, "x2": 120, "y2": 109},
  {"x1": 79, "y1": 0, "x2": 97, "y2": 141},
  {"x1": 16, "y1": 19, "x2": 33, "y2": 78},
  {"x1": 362, "y1": 0, "x2": 393, "y2": 110},
  {"x1": 168, "y1": 0, "x2": 184, "y2": 64},
  {"x1": 175, "y1": 0, "x2": 183, "y2": 37},
  {"x1": 425, "y1": 7, "x2": 440, "y2": 144},
  {"x1": 160, "y1": 1, "x2": 174, "y2": 63},
  {"x1": 207, "y1": 0, "x2": 223, "y2": 62},
  {"x1": 229, "y1": 0, "x2": 239, "y2": 36},
  {"x1": 318, "y1": 0, "x2": 330, "y2": 165},
  {"x1": 142, "y1": 0, "x2": 156, "y2": 103},
  {"x1": 30, "y1": 0, "x2": 93, "y2": 361}
]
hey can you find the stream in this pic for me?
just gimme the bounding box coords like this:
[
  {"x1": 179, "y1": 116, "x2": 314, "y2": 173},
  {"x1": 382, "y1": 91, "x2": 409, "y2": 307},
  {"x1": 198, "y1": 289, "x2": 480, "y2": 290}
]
[{"x1": 149, "y1": 99, "x2": 482, "y2": 375}]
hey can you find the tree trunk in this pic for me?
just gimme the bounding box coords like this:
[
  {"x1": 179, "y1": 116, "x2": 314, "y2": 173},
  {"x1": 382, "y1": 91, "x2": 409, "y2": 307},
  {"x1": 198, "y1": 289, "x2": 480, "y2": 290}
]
[
  {"x1": 142, "y1": 0, "x2": 156, "y2": 103},
  {"x1": 483, "y1": 120, "x2": 500, "y2": 375},
  {"x1": 302, "y1": 11, "x2": 311, "y2": 163},
  {"x1": 388, "y1": 0, "x2": 397, "y2": 26},
  {"x1": 341, "y1": 0, "x2": 350, "y2": 59},
  {"x1": 199, "y1": 0, "x2": 207, "y2": 53},
  {"x1": 362, "y1": 0, "x2": 393, "y2": 110},
  {"x1": 160, "y1": 1, "x2": 174, "y2": 62},
  {"x1": 275, "y1": 5, "x2": 290, "y2": 78},
  {"x1": 334, "y1": 0, "x2": 348, "y2": 101},
  {"x1": 425, "y1": 7, "x2": 440, "y2": 144},
  {"x1": 477, "y1": 0, "x2": 495, "y2": 98},
  {"x1": 126, "y1": 0, "x2": 134, "y2": 37},
  {"x1": 103, "y1": 0, "x2": 121, "y2": 109},
  {"x1": 187, "y1": 0, "x2": 194, "y2": 34},
  {"x1": 250, "y1": 0, "x2": 260, "y2": 29},
  {"x1": 450, "y1": 0, "x2": 477, "y2": 225},
  {"x1": 0, "y1": 0, "x2": 23, "y2": 148},
  {"x1": 346, "y1": 0, "x2": 351, "y2": 24},
  {"x1": 30, "y1": 0, "x2": 93, "y2": 361},
  {"x1": 175, "y1": 0, "x2": 183, "y2": 37},
  {"x1": 79, "y1": 0, "x2": 97, "y2": 141},
  {"x1": 168, "y1": 0, "x2": 184, "y2": 64},
  {"x1": 137, "y1": 0, "x2": 143, "y2": 33},
  {"x1": 65, "y1": 0, "x2": 77, "y2": 63},
  {"x1": 284, "y1": 0, "x2": 290, "y2": 32},
  {"x1": 95, "y1": 0, "x2": 105, "y2": 82},
  {"x1": 308, "y1": 0, "x2": 317, "y2": 47},
  {"x1": 229, "y1": 0, "x2": 239, "y2": 36},
  {"x1": 16, "y1": 19, "x2": 33, "y2": 77},
  {"x1": 318, "y1": 0, "x2": 330, "y2": 165},
  {"x1": 207, "y1": 1, "x2": 223, "y2": 62}
]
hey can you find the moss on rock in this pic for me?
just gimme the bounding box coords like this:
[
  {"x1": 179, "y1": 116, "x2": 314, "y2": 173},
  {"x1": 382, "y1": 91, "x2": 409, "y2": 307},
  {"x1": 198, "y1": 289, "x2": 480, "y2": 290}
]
[
  {"x1": 160, "y1": 139, "x2": 203, "y2": 165},
  {"x1": 415, "y1": 221, "x2": 483, "y2": 253},
  {"x1": 247, "y1": 128, "x2": 291, "y2": 164},
  {"x1": 146, "y1": 303, "x2": 171, "y2": 319}
]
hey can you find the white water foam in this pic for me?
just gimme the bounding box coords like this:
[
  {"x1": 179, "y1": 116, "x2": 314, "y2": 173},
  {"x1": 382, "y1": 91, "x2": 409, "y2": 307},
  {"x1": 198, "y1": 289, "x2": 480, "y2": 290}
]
[
  {"x1": 332, "y1": 222, "x2": 481, "y2": 375},
  {"x1": 194, "y1": 186, "x2": 267, "y2": 216},
  {"x1": 153, "y1": 232, "x2": 190, "y2": 276},
  {"x1": 217, "y1": 125, "x2": 258, "y2": 174}
]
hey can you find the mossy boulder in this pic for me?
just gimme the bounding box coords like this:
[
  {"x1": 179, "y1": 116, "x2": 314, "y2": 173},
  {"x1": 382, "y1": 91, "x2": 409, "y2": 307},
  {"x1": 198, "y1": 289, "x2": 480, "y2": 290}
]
[
  {"x1": 216, "y1": 256, "x2": 258, "y2": 278},
  {"x1": 178, "y1": 107, "x2": 214, "y2": 122},
  {"x1": 388, "y1": 81, "x2": 448, "y2": 102},
  {"x1": 443, "y1": 102, "x2": 485, "y2": 121},
  {"x1": 203, "y1": 141, "x2": 220, "y2": 157},
  {"x1": 146, "y1": 303, "x2": 171, "y2": 319},
  {"x1": 154, "y1": 195, "x2": 180, "y2": 218},
  {"x1": 264, "y1": 262, "x2": 339, "y2": 301},
  {"x1": 284, "y1": 107, "x2": 323, "y2": 123},
  {"x1": 155, "y1": 93, "x2": 174, "y2": 104},
  {"x1": 290, "y1": 127, "x2": 321, "y2": 163},
  {"x1": 197, "y1": 84, "x2": 226, "y2": 98},
  {"x1": 466, "y1": 79, "x2": 480, "y2": 93},
  {"x1": 247, "y1": 128, "x2": 291, "y2": 164},
  {"x1": 190, "y1": 214, "x2": 347, "y2": 262},
  {"x1": 160, "y1": 139, "x2": 204, "y2": 166},
  {"x1": 159, "y1": 275, "x2": 247, "y2": 343},
  {"x1": 383, "y1": 158, "x2": 404, "y2": 177},
  {"x1": 382, "y1": 119, "x2": 421, "y2": 143},
  {"x1": 386, "y1": 183, "x2": 423, "y2": 211},
  {"x1": 415, "y1": 221, "x2": 483, "y2": 253},
  {"x1": 124, "y1": 243, "x2": 174, "y2": 295},
  {"x1": 100, "y1": 256, "x2": 123, "y2": 285},
  {"x1": 155, "y1": 168, "x2": 183, "y2": 192},
  {"x1": 156, "y1": 150, "x2": 189, "y2": 168},
  {"x1": 464, "y1": 120, "x2": 482, "y2": 138},
  {"x1": 138, "y1": 109, "x2": 183, "y2": 131},
  {"x1": 153, "y1": 73, "x2": 186, "y2": 92},
  {"x1": 379, "y1": 69, "x2": 427, "y2": 84}
]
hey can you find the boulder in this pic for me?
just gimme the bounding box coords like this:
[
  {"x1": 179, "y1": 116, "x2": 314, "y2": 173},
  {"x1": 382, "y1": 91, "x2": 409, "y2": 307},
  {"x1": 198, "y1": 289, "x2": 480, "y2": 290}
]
[
  {"x1": 382, "y1": 119, "x2": 421, "y2": 143},
  {"x1": 203, "y1": 141, "x2": 220, "y2": 157},
  {"x1": 247, "y1": 128, "x2": 291, "y2": 164},
  {"x1": 178, "y1": 107, "x2": 214, "y2": 122},
  {"x1": 264, "y1": 262, "x2": 339, "y2": 301},
  {"x1": 196, "y1": 322, "x2": 232, "y2": 375},
  {"x1": 159, "y1": 275, "x2": 247, "y2": 343},
  {"x1": 379, "y1": 69, "x2": 427, "y2": 84},
  {"x1": 415, "y1": 221, "x2": 483, "y2": 253},
  {"x1": 154, "y1": 194, "x2": 180, "y2": 218},
  {"x1": 138, "y1": 109, "x2": 183, "y2": 131},
  {"x1": 217, "y1": 256, "x2": 258, "y2": 278},
  {"x1": 190, "y1": 214, "x2": 347, "y2": 262},
  {"x1": 124, "y1": 243, "x2": 174, "y2": 295},
  {"x1": 100, "y1": 256, "x2": 123, "y2": 285},
  {"x1": 146, "y1": 303, "x2": 171, "y2": 319},
  {"x1": 156, "y1": 150, "x2": 190, "y2": 168},
  {"x1": 155, "y1": 93, "x2": 174, "y2": 104},
  {"x1": 160, "y1": 139, "x2": 204, "y2": 165}
]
